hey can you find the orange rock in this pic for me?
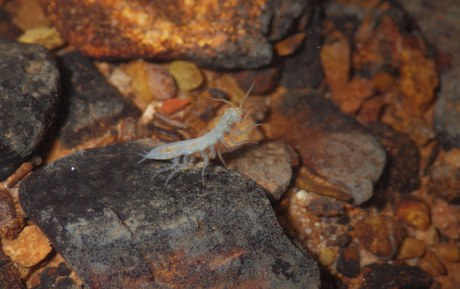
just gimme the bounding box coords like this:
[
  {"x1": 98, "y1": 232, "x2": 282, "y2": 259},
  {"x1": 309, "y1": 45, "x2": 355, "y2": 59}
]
[
  {"x1": 355, "y1": 214, "x2": 406, "y2": 258},
  {"x1": 371, "y1": 71, "x2": 395, "y2": 93},
  {"x1": 2, "y1": 225, "x2": 52, "y2": 267},
  {"x1": 160, "y1": 98, "x2": 191, "y2": 116},
  {"x1": 333, "y1": 77, "x2": 374, "y2": 114},
  {"x1": 41, "y1": 0, "x2": 278, "y2": 68},
  {"x1": 398, "y1": 237, "x2": 425, "y2": 259},
  {"x1": 399, "y1": 48, "x2": 438, "y2": 115},
  {"x1": 321, "y1": 30, "x2": 350, "y2": 89},
  {"x1": 420, "y1": 250, "x2": 447, "y2": 276},
  {"x1": 395, "y1": 197, "x2": 431, "y2": 231},
  {"x1": 434, "y1": 243, "x2": 460, "y2": 263},
  {"x1": 275, "y1": 32, "x2": 306, "y2": 56}
]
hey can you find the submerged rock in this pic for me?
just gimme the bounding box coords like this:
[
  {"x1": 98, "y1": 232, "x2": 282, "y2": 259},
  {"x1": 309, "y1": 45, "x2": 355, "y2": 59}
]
[
  {"x1": 0, "y1": 40, "x2": 59, "y2": 181},
  {"x1": 57, "y1": 52, "x2": 139, "y2": 148},
  {"x1": 41, "y1": 0, "x2": 314, "y2": 69},
  {"x1": 19, "y1": 141, "x2": 320, "y2": 289},
  {"x1": 267, "y1": 91, "x2": 386, "y2": 205}
]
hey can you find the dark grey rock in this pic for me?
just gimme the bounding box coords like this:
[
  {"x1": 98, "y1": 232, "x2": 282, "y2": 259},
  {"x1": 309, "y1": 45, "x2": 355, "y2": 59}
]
[
  {"x1": 57, "y1": 52, "x2": 139, "y2": 148},
  {"x1": 269, "y1": 0, "x2": 312, "y2": 41},
  {"x1": 281, "y1": 8, "x2": 323, "y2": 89},
  {"x1": 19, "y1": 141, "x2": 320, "y2": 289},
  {"x1": 0, "y1": 40, "x2": 59, "y2": 181}
]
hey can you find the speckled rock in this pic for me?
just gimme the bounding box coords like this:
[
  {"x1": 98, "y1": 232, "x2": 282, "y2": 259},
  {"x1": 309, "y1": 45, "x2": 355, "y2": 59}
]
[
  {"x1": 369, "y1": 122, "x2": 421, "y2": 196},
  {"x1": 267, "y1": 91, "x2": 386, "y2": 205},
  {"x1": 57, "y1": 52, "x2": 139, "y2": 148},
  {"x1": 42, "y1": 0, "x2": 314, "y2": 69},
  {"x1": 19, "y1": 141, "x2": 320, "y2": 289},
  {"x1": 30, "y1": 262, "x2": 83, "y2": 289},
  {"x1": 0, "y1": 188, "x2": 23, "y2": 239},
  {"x1": 0, "y1": 40, "x2": 59, "y2": 181},
  {"x1": 0, "y1": 249, "x2": 25, "y2": 289}
]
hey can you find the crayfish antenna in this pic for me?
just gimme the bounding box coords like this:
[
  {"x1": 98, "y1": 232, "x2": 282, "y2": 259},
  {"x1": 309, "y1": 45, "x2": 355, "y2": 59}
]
[{"x1": 239, "y1": 80, "x2": 256, "y2": 109}]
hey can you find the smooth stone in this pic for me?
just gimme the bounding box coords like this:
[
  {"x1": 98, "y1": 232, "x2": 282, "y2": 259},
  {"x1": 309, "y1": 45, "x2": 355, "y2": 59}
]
[
  {"x1": 0, "y1": 40, "x2": 59, "y2": 181},
  {"x1": 227, "y1": 141, "x2": 298, "y2": 201},
  {"x1": 267, "y1": 91, "x2": 386, "y2": 205},
  {"x1": 19, "y1": 141, "x2": 320, "y2": 289}
]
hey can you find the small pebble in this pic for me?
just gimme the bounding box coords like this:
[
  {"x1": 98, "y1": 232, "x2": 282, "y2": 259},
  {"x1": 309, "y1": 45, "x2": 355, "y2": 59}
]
[
  {"x1": 275, "y1": 32, "x2": 306, "y2": 56},
  {"x1": 227, "y1": 141, "x2": 298, "y2": 201},
  {"x1": 355, "y1": 214, "x2": 406, "y2": 258},
  {"x1": 122, "y1": 60, "x2": 177, "y2": 109},
  {"x1": 18, "y1": 26, "x2": 64, "y2": 49},
  {"x1": 396, "y1": 197, "x2": 431, "y2": 231},
  {"x1": 420, "y1": 250, "x2": 447, "y2": 276},
  {"x1": 398, "y1": 237, "x2": 426, "y2": 259},
  {"x1": 168, "y1": 60, "x2": 203, "y2": 91},
  {"x1": 336, "y1": 245, "x2": 360, "y2": 277},
  {"x1": 434, "y1": 243, "x2": 460, "y2": 262},
  {"x1": 2, "y1": 225, "x2": 52, "y2": 267}
]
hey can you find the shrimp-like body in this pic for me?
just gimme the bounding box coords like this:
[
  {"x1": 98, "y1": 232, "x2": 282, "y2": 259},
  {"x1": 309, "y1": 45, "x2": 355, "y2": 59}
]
[{"x1": 141, "y1": 86, "x2": 256, "y2": 185}]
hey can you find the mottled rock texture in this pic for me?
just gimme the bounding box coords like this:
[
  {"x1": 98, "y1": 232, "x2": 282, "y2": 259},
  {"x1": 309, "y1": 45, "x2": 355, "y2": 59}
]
[
  {"x1": 40, "y1": 0, "x2": 314, "y2": 69},
  {"x1": 20, "y1": 141, "x2": 320, "y2": 289},
  {"x1": 0, "y1": 40, "x2": 59, "y2": 181},
  {"x1": 402, "y1": 0, "x2": 460, "y2": 149},
  {"x1": 57, "y1": 52, "x2": 139, "y2": 148}
]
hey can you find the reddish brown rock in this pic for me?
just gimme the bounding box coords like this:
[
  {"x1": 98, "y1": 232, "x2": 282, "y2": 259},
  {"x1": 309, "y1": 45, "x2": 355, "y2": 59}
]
[
  {"x1": 357, "y1": 263, "x2": 432, "y2": 289},
  {"x1": 420, "y1": 250, "x2": 448, "y2": 276},
  {"x1": 0, "y1": 189, "x2": 23, "y2": 239},
  {"x1": 336, "y1": 245, "x2": 360, "y2": 278},
  {"x1": 395, "y1": 196, "x2": 431, "y2": 231},
  {"x1": 41, "y1": 0, "x2": 314, "y2": 69},
  {"x1": 267, "y1": 91, "x2": 386, "y2": 205},
  {"x1": 0, "y1": 249, "x2": 25, "y2": 289},
  {"x1": 368, "y1": 122, "x2": 421, "y2": 196},
  {"x1": 398, "y1": 237, "x2": 425, "y2": 259},
  {"x1": 355, "y1": 214, "x2": 405, "y2": 259},
  {"x1": 234, "y1": 66, "x2": 281, "y2": 95}
]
